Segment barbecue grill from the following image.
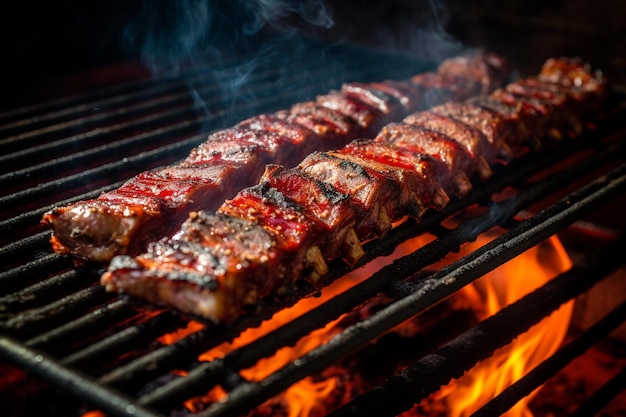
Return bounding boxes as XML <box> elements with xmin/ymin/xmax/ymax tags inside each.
<box><xmin>1</xmin><ymin>2</ymin><xmax>626</xmax><ymax>417</ymax></box>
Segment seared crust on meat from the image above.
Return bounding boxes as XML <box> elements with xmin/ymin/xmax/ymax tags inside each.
<box><xmin>430</xmin><ymin>102</ymin><xmax>517</xmax><ymax>160</ymax></box>
<box><xmin>337</xmin><ymin>140</ymin><xmax>450</xmax><ymax>215</ymax></box>
<box><xmin>298</xmin><ymin>151</ymin><xmax>400</xmax><ymax>239</ymax></box>
<box><xmin>375</xmin><ymin>123</ymin><xmax>475</xmax><ymax>197</ymax></box>
<box><xmin>260</xmin><ymin>164</ymin><xmax>363</xmax><ymax>265</ymax></box>
<box><xmin>101</xmin><ymin>212</ymin><xmax>283</xmax><ymax>322</ymax></box>
<box><xmin>403</xmin><ymin>111</ymin><xmax>494</xmax><ymax>179</ymax></box>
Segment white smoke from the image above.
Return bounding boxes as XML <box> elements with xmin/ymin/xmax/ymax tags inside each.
<box><xmin>121</xmin><ymin>0</ymin><xmax>335</xmax><ymax>77</ymax></box>
<box><xmin>242</xmin><ymin>0</ymin><xmax>334</xmax><ymax>35</ymax></box>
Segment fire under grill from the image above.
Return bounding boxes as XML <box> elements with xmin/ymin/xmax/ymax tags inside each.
<box><xmin>1</xmin><ymin>39</ymin><xmax>625</xmax><ymax>417</ymax></box>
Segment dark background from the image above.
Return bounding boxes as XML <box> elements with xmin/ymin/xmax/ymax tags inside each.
<box><xmin>0</xmin><ymin>0</ymin><xmax>623</xmax><ymax>107</ymax></box>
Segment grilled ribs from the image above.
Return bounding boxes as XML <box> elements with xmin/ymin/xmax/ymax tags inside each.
<box><xmin>375</xmin><ymin>123</ymin><xmax>476</xmax><ymax>197</ymax></box>
<box><xmin>402</xmin><ymin>111</ymin><xmax>494</xmax><ymax>179</ymax></box>
<box><xmin>259</xmin><ymin>164</ymin><xmax>364</xmax><ymax>265</ymax></box>
<box><xmin>297</xmin><ymin>151</ymin><xmax>402</xmax><ymax>239</ymax></box>
<box><xmin>101</xmin><ymin>57</ymin><xmax>609</xmax><ymax>324</ymax></box>
<box><xmin>44</xmin><ymin>52</ymin><xmax>509</xmax><ymax>263</ymax></box>
<box><xmin>102</xmin><ymin>211</ymin><xmax>288</xmax><ymax>322</ymax></box>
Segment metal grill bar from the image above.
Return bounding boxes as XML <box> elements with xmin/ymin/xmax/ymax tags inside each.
<box><xmin>25</xmin><ymin>299</ymin><xmax>136</xmax><ymax>351</ymax></box>
<box><xmin>329</xmin><ymin>234</ymin><xmax>626</xmax><ymax>417</ymax></box>
<box><xmin>0</xmin><ymin>335</ymin><xmax>164</xmax><ymax>417</ymax></box>
<box><xmin>1</xmin><ymin>286</ymin><xmax>117</xmax><ymax>339</ymax></box>
<box><xmin>0</xmin><ymin>267</ymin><xmax>92</xmax><ymax>314</ymax></box>
<box><xmin>0</xmin><ymin>254</ymin><xmax>73</xmax><ymax>293</ymax></box>
<box><xmin>187</xmin><ymin>162</ymin><xmax>626</xmax><ymax>415</ymax></box>
<box><xmin>60</xmin><ymin>309</ymin><xmax>185</xmax><ymax>370</ymax></box>
<box><xmin>0</xmin><ymin>60</ymin><xmax>274</xmax><ymax>147</ymax></box>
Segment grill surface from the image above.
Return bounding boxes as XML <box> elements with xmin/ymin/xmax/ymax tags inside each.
<box><xmin>1</xmin><ymin>37</ymin><xmax>625</xmax><ymax>417</ymax></box>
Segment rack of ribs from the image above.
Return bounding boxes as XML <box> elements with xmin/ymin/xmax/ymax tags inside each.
<box><xmin>43</xmin><ymin>53</ymin><xmax>510</xmax><ymax>263</ymax></box>
<box><xmin>101</xmin><ymin>57</ymin><xmax>609</xmax><ymax>323</ymax></box>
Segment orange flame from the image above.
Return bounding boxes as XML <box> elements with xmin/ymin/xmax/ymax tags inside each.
<box><xmin>177</xmin><ymin>260</ymin><xmax>382</xmax><ymax>415</ymax></box>
<box><xmin>175</xmin><ymin>233</ymin><xmax>439</xmax><ymax>416</ymax></box>
<box><xmin>158</xmin><ymin>228</ymin><xmax>573</xmax><ymax>417</ymax></box>
<box><xmin>425</xmin><ymin>231</ymin><xmax>574</xmax><ymax>417</ymax></box>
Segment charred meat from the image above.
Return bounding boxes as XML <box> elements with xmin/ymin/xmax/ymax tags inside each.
<box><xmin>101</xmin><ymin>56</ymin><xmax>608</xmax><ymax>324</ymax></box>
<box><xmin>45</xmin><ymin>52</ymin><xmax>509</xmax><ymax>263</ymax></box>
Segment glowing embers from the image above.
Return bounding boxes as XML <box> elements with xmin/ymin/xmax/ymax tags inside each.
<box><xmin>421</xmin><ymin>233</ymin><xmax>574</xmax><ymax>417</ymax></box>
<box><xmin>175</xmin><ymin>264</ymin><xmax>376</xmax><ymax>416</ymax></box>
<box><xmin>160</xmin><ymin>230</ymin><xmax>573</xmax><ymax>417</ymax></box>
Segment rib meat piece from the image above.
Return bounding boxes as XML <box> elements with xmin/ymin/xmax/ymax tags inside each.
<box><xmin>437</xmin><ymin>52</ymin><xmax>510</xmax><ymax>94</ymax></box>
<box><xmin>430</xmin><ymin>101</ymin><xmax>519</xmax><ymax>160</ymax></box>
<box><xmin>297</xmin><ymin>151</ymin><xmax>402</xmax><ymax>239</ymax></box>
<box><xmin>44</xmin><ymin>162</ymin><xmax>242</xmax><ymax>262</ymax></box>
<box><xmin>467</xmin><ymin>95</ymin><xmax>544</xmax><ymax>152</ymax></box>
<box><xmin>101</xmin><ymin>212</ymin><xmax>291</xmax><ymax>323</ymax></box>
<box><xmin>186</xmin><ymin>127</ymin><xmax>291</xmax><ymax>165</ymax></box>
<box><xmin>368</xmin><ymin>80</ymin><xmax>427</xmax><ymax>113</ymax></box>
<box><xmin>538</xmin><ymin>57</ymin><xmax>609</xmax><ymax>117</ymax></box>
<box><xmin>235</xmin><ymin>114</ymin><xmax>319</xmax><ymax>163</ymax></box>
<box><xmin>402</xmin><ymin>111</ymin><xmax>494</xmax><ymax>179</ymax></box>
<box><xmin>285</xmin><ymin>102</ymin><xmax>360</xmax><ymax>143</ymax></box>
<box><xmin>341</xmin><ymin>83</ymin><xmax>404</xmax><ymax>116</ymax></box>
<box><xmin>538</xmin><ymin>57</ymin><xmax>608</xmax><ymax>96</ymax></box>
<box><xmin>316</xmin><ymin>91</ymin><xmax>385</xmax><ymax>131</ymax></box>
<box><xmin>259</xmin><ymin>164</ymin><xmax>364</xmax><ymax>265</ymax></box>
<box><xmin>333</xmin><ymin>140</ymin><xmax>450</xmax><ymax>218</ymax></box>
<box><xmin>505</xmin><ymin>79</ymin><xmax>583</xmax><ymax>138</ymax></box>
<box><xmin>491</xmin><ymin>87</ymin><xmax>567</xmax><ymax>142</ymax></box>
<box><xmin>219</xmin><ymin>184</ymin><xmax>329</xmax><ymax>283</ymax></box>
<box><xmin>375</xmin><ymin>123</ymin><xmax>474</xmax><ymax>197</ymax></box>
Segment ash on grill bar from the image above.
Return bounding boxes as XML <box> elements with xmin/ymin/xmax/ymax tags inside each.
<box><xmin>1</xmin><ymin>13</ymin><xmax>626</xmax><ymax>417</ymax></box>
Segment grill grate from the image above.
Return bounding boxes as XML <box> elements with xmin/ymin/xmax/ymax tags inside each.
<box><xmin>474</xmin><ymin>298</ymin><xmax>626</xmax><ymax>417</ymax></box>
<box><xmin>198</xmin><ymin>154</ymin><xmax>626</xmax><ymax>417</ymax></box>
<box><xmin>1</xmin><ymin>38</ymin><xmax>625</xmax><ymax>417</ymax></box>
<box><xmin>330</xmin><ymin>236</ymin><xmax>626</xmax><ymax>417</ymax></box>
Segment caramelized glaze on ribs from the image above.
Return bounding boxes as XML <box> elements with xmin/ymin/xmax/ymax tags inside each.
<box><xmin>375</xmin><ymin>123</ymin><xmax>476</xmax><ymax>197</ymax></box>
<box><xmin>402</xmin><ymin>111</ymin><xmax>494</xmax><ymax>180</ymax></box>
<box><xmin>101</xmin><ymin>56</ymin><xmax>609</xmax><ymax>324</ymax></box>
<box><xmin>334</xmin><ymin>140</ymin><xmax>450</xmax><ymax>217</ymax></box>
<box><xmin>297</xmin><ymin>151</ymin><xmax>401</xmax><ymax>239</ymax></box>
<box><xmin>103</xmin><ymin>212</ymin><xmax>285</xmax><ymax>322</ymax></box>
